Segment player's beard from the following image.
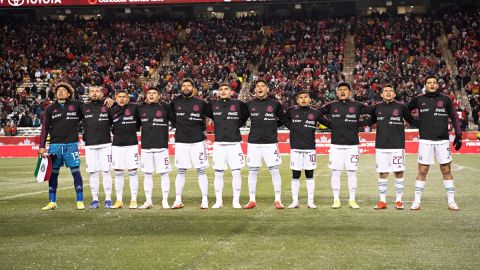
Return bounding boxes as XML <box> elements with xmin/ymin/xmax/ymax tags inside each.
<box><xmin>181</xmin><ymin>90</ymin><xmax>193</xmax><ymax>97</ymax></box>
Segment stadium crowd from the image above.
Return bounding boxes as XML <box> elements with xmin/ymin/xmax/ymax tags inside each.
<box><xmin>444</xmin><ymin>9</ymin><xmax>480</xmax><ymax>128</ymax></box>
<box><xmin>0</xmin><ymin>12</ymin><xmax>478</xmax><ymax>134</ymax></box>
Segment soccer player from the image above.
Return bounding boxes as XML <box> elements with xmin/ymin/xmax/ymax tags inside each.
<box><xmin>39</xmin><ymin>83</ymin><xmax>85</xmax><ymax>210</ymax></box>
<box><xmin>170</xmin><ymin>78</ymin><xmax>213</xmax><ymax>209</ymax></box>
<box><xmin>210</xmin><ymin>83</ymin><xmax>249</xmax><ymax>209</ymax></box>
<box><xmin>284</xmin><ymin>90</ymin><xmax>330</xmax><ymax>209</ymax></box>
<box><xmin>244</xmin><ymin>79</ymin><xmax>285</xmax><ymax>209</ymax></box>
<box><xmin>368</xmin><ymin>84</ymin><xmax>416</xmax><ymax>210</ymax></box>
<box><xmin>319</xmin><ymin>82</ymin><xmax>371</xmax><ymax>209</ymax></box>
<box><xmin>109</xmin><ymin>90</ymin><xmax>141</xmax><ymax>209</ymax></box>
<box><xmin>82</xmin><ymin>86</ymin><xmax>114</xmax><ymax>209</ymax></box>
<box><xmin>138</xmin><ymin>87</ymin><xmax>174</xmax><ymax>209</ymax></box>
<box><xmin>407</xmin><ymin>75</ymin><xmax>462</xmax><ymax>210</ymax></box>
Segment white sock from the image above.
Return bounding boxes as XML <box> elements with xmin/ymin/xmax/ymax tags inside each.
<box><xmin>231</xmin><ymin>169</ymin><xmax>241</xmax><ymax>204</ymax></box>
<box><xmin>395</xmin><ymin>178</ymin><xmax>404</xmax><ymax>202</ymax></box>
<box><xmin>144</xmin><ymin>173</ymin><xmax>153</xmax><ymax>203</ymax></box>
<box><xmin>115</xmin><ymin>171</ymin><xmax>124</xmax><ymax>202</ymax></box>
<box><xmin>102</xmin><ymin>171</ymin><xmax>112</xmax><ymax>201</ymax></box>
<box><xmin>129</xmin><ymin>171</ymin><xmax>138</xmax><ymax>201</ymax></box>
<box><xmin>90</xmin><ymin>171</ymin><xmax>100</xmax><ymax>201</ymax></box>
<box><xmin>306</xmin><ymin>178</ymin><xmax>315</xmax><ymax>203</ymax></box>
<box><xmin>378</xmin><ymin>178</ymin><xmax>388</xmax><ymax>202</ymax></box>
<box><xmin>175</xmin><ymin>168</ymin><xmax>187</xmax><ymax>202</ymax></box>
<box><xmin>347</xmin><ymin>170</ymin><xmax>357</xmax><ymax>201</ymax></box>
<box><xmin>269</xmin><ymin>166</ymin><xmax>282</xmax><ymax>201</ymax></box>
<box><xmin>443</xmin><ymin>179</ymin><xmax>455</xmax><ymax>203</ymax></box>
<box><xmin>197</xmin><ymin>167</ymin><xmax>208</xmax><ymax>201</ymax></box>
<box><xmin>291</xmin><ymin>178</ymin><xmax>300</xmax><ymax>203</ymax></box>
<box><xmin>160</xmin><ymin>173</ymin><xmax>170</xmax><ymax>201</ymax></box>
<box><xmin>214</xmin><ymin>170</ymin><xmax>224</xmax><ymax>203</ymax></box>
<box><xmin>414</xmin><ymin>180</ymin><xmax>426</xmax><ymax>203</ymax></box>
<box><xmin>248</xmin><ymin>167</ymin><xmax>259</xmax><ymax>202</ymax></box>
<box><xmin>331</xmin><ymin>170</ymin><xmax>341</xmax><ymax>201</ymax></box>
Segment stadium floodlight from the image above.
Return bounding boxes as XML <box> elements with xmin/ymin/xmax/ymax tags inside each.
<box><xmin>295</xmin><ymin>4</ymin><xmax>301</xmax><ymax>10</ymax></box>
<box><xmin>125</xmin><ymin>8</ymin><xmax>131</xmax><ymax>14</ymax></box>
<box><xmin>65</xmin><ymin>9</ymin><xmax>71</xmax><ymax>14</ymax></box>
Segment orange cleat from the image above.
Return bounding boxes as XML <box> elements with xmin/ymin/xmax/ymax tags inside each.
<box><xmin>275</xmin><ymin>201</ymin><xmax>285</xmax><ymax>209</ymax></box>
<box><xmin>243</xmin><ymin>201</ymin><xmax>257</xmax><ymax>209</ymax></box>
<box><xmin>374</xmin><ymin>201</ymin><xmax>387</xmax><ymax>210</ymax></box>
<box><xmin>395</xmin><ymin>201</ymin><xmax>404</xmax><ymax>210</ymax></box>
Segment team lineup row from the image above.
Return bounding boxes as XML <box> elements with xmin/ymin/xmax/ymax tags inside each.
<box><xmin>37</xmin><ymin>76</ymin><xmax>462</xmax><ymax>211</ymax></box>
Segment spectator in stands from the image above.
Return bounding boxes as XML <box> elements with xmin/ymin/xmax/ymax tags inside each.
<box><xmin>18</xmin><ymin>112</ymin><xmax>33</xmax><ymax>127</ymax></box>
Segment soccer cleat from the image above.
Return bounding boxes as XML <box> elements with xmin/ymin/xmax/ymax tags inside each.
<box><xmin>243</xmin><ymin>201</ymin><xmax>257</xmax><ymax>209</ymax></box>
<box><xmin>287</xmin><ymin>202</ymin><xmax>299</xmax><ymax>209</ymax></box>
<box><xmin>42</xmin><ymin>202</ymin><xmax>57</xmax><ymax>211</ymax></box>
<box><xmin>232</xmin><ymin>201</ymin><xmax>242</xmax><ymax>209</ymax></box>
<box><xmin>171</xmin><ymin>201</ymin><xmax>184</xmax><ymax>209</ymax></box>
<box><xmin>307</xmin><ymin>202</ymin><xmax>317</xmax><ymax>209</ymax></box>
<box><xmin>139</xmin><ymin>202</ymin><xmax>153</xmax><ymax>210</ymax></box>
<box><xmin>331</xmin><ymin>199</ymin><xmax>341</xmax><ymax>209</ymax></box>
<box><xmin>112</xmin><ymin>201</ymin><xmax>124</xmax><ymax>209</ymax></box>
<box><xmin>162</xmin><ymin>200</ymin><xmax>170</xmax><ymax>209</ymax></box>
<box><xmin>77</xmin><ymin>201</ymin><xmax>85</xmax><ymax>210</ymax></box>
<box><xmin>349</xmin><ymin>200</ymin><xmax>360</xmax><ymax>209</ymax></box>
<box><xmin>212</xmin><ymin>201</ymin><xmax>223</xmax><ymax>209</ymax></box>
<box><xmin>374</xmin><ymin>201</ymin><xmax>387</xmax><ymax>210</ymax></box>
<box><xmin>104</xmin><ymin>200</ymin><xmax>113</xmax><ymax>209</ymax></box>
<box><xmin>275</xmin><ymin>201</ymin><xmax>285</xmax><ymax>209</ymax></box>
<box><xmin>200</xmin><ymin>200</ymin><xmax>209</xmax><ymax>209</ymax></box>
<box><xmin>448</xmin><ymin>201</ymin><xmax>460</xmax><ymax>211</ymax></box>
<box><xmin>129</xmin><ymin>200</ymin><xmax>138</xmax><ymax>209</ymax></box>
<box><xmin>410</xmin><ymin>201</ymin><xmax>421</xmax><ymax>210</ymax></box>
<box><xmin>395</xmin><ymin>201</ymin><xmax>404</xmax><ymax>210</ymax></box>
<box><xmin>89</xmin><ymin>200</ymin><xmax>100</xmax><ymax>209</ymax></box>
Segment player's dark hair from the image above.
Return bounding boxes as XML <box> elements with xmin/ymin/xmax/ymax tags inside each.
<box><xmin>296</xmin><ymin>90</ymin><xmax>310</xmax><ymax>98</ymax></box>
<box><xmin>181</xmin><ymin>78</ymin><xmax>195</xmax><ymax>87</ymax></box>
<box><xmin>53</xmin><ymin>82</ymin><xmax>74</xmax><ymax>97</ymax></box>
<box><xmin>382</xmin><ymin>84</ymin><xmax>395</xmax><ymax>92</ymax></box>
<box><xmin>337</xmin><ymin>82</ymin><xmax>351</xmax><ymax>90</ymax></box>
<box><xmin>116</xmin><ymin>89</ymin><xmax>129</xmax><ymax>95</ymax></box>
<box><xmin>219</xmin><ymin>83</ymin><xmax>231</xmax><ymax>89</ymax></box>
<box><xmin>147</xmin><ymin>87</ymin><xmax>160</xmax><ymax>93</ymax></box>
<box><xmin>255</xmin><ymin>79</ymin><xmax>269</xmax><ymax>87</ymax></box>
<box><xmin>425</xmin><ymin>75</ymin><xmax>438</xmax><ymax>83</ymax></box>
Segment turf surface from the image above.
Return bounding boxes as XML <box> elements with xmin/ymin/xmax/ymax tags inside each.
<box><xmin>0</xmin><ymin>155</ymin><xmax>479</xmax><ymax>269</ymax></box>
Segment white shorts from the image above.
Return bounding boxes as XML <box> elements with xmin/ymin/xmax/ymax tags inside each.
<box><xmin>290</xmin><ymin>149</ymin><xmax>317</xmax><ymax>170</ymax></box>
<box><xmin>174</xmin><ymin>141</ymin><xmax>209</xmax><ymax>169</ymax></box>
<box><xmin>247</xmin><ymin>143</ymin><xmax>282</xmax><ymax>168</ymax></box>
<box><xmin>141</xmin><ymin>149</ymin><xmax>172</xmax><ymax>174</ymax></box>
<box><xmin>328</xmin><ymin>145</ymin><xmax>359</xmax><ymax>171</ymax></box>
<box><xmin>417</xmin><ymin>140</ymin><xmax>452</xmax><ymax>165</ymax></box>
<box><xmin>85</xmin><ymin>143</ymin><xmax>112</xmax><ymax>173</ymax></box>
<box><xmin>212</xmin><ymin>142</ymin><xmax>245</xmax><ymax>170</ymax></box>
<box><xmin>111</xmin><ymin>145</ymin><xmax>140</xmax><ymax>170</ymax></box>
<box><xmin>376</xmin><ymin>149</ymin><xmax>405</xmax><ymax>173</ymax></box>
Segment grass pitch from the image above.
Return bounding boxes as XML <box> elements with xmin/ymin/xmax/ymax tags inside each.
<box><xmin>0</xmin><ymin>155</ymin><xmax>479</xmax><ymax>269</ymax></box>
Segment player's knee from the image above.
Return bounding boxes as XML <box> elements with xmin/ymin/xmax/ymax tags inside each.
<box><xmin>346</xmin><ymin>170</ymin><xmax>356</xmax><ymax>177</ymax></box>
<box><xmin>394</xmin><ymin>171</ymin><xmax>403</xmax><ymax>178</ymax></box>
<box><xmin>440</xmin><ymin>164</ymin><xmax>451</xmax><ymax>175</ymax></box>
<box><xmin>215</xmin><ymin>169</ymin><xmax>224</xmax><ymax>173</ymax></box>
<box><xmin>379</xmin><ymin>172</ymin><xmax>389</xmax><ymax>178</ymax></box>
<box><xmin>292</xmin><ymin>170</ymin><xmax>301</xmax><ymax>179</ymax></box>
<box><xmin>52</xmin><ymin>168</ymin><xmax>60</xmax><ymax>174</ymax></box>
<box><xmin>178</xmin><ymin>168</ymin><xmax>187</xmax><ymax>174</ymax></box>
<box><xmin>418</xmin><ymin>165</ymin><xmax>429</xmax><ymax>176</ymax></box>
<box><xmin>70</xmin><ymin>166</ymin><xmax>80</xmax><ymax>173</ymax></box>
<box><xmin>90</xmin><ymin>171</ymin><xmax>100</xmax><ymax>176</ymax></box>
<box><xmin>305</xmin><ymin>170</ymin><xmax>314</xmax><ymax>179</ymax></box>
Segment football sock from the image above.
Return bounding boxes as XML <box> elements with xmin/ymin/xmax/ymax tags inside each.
<box><xmin>115</xmin><ymin>171</ymin><xmax>124</xmax><ymax>202</ymax></box>
<box><xmin>90</xmin><ymin>171</ymin><xmax>100</xmax><ymax>201</ymax></box>
<box><xmin>197</xmin><ymin>167</ymin><xmax>208</xmax><ymax>201</ymax></box>
<box><xmin>306</xmin><ymin>178</ymin><xmax>315</xmax><ymax>203</ymax></box>
<box><xmin>331</xmin><ymin>170</ymin><xmax>341</xmax><ymax>201</ymax></box>
<box><xmin>395</xmin><ymin>178</ymin><xmax>404</xmax><ymax>202</ymax></box>
<box><xmin>414</xmin><ymin>180</ymin><xmax>426</xmax><ymax>203</ymax></box>
<box><xmin>347</xmin><ymin>170</ymin><xmax>357</xmax><ymax>201</ymax></box>
<box><xmin>443</xmin><ymin>180</ymin><xmax>455</xmax><ymax>203</ymax></box>
<box><xmin>128</xmin><ymin>170</ymin><xmax>138</xmax><ymax>201</ymax></box>
<box><xmin>291</xmin><ymin>178</ymin><xmax>300</xmax><ymax>203</ymax></box>
<box><xmin>160</xmin><ymin>173</ymin><xmax>170</xmax><ymax>201</ymax></box>
<box><xmin>214</xmin><ymin>170</ymin><xmax>224</xmax><ymax>203</ymax></box>
<box><xmin>248</xmin><ymin>167</ymin><xmax>259</xmax><ymax>201</ymax></box>
<box><xmin>48</xmin><ymin>168</ymin><xmax>60</xmax><ymax>202</ymax></box>
<box><xmin>144</xmin><ymin>172</ymin><xmax>153</xmax><ymax>203</ymax></box>
<box><xmin>71</xmin><ymin>166</ymin><xmax>83</xmax><ymax>201</ymax></box>
<box><xmin>175</xmin><ymin>168</ymin><xmax>187</xmax><ymax>202</ymax></box>
<box><xmin>269</xmin><ymin>165</ymin><xmax>282</xmax><ymax>201</ymax></box>
<box><xmin>378</xmin><ymin>178</ymin><xmax>388</xmax><ymax>202</ymax></box>
<box><xmin>231</xmin><ymin>169</ymin><xmax>242</xmax><ymax>204</ymax></box>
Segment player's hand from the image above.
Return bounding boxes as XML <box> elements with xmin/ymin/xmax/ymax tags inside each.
<box><xmin>38</xmin><ymin>148</ymin><xmax>47</xmax><ymax>157</ymax></box>
<box><xmin>104</xmin><ymin>98</ymin><xmax>115</xmax><ymax>108</ymax></box>
<box><xmin>453</xmin><ymin>135</ymin><xmax>462</xmax><ymax>151</ymax></box>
